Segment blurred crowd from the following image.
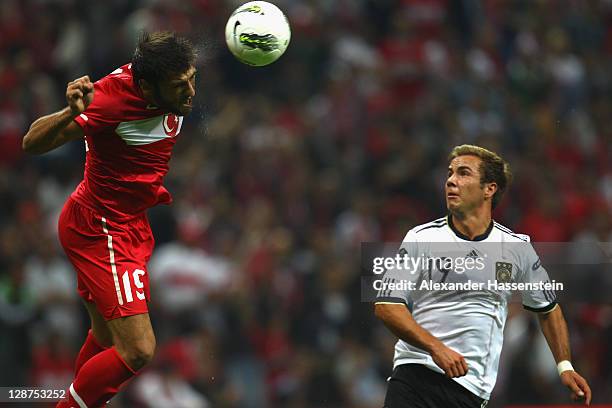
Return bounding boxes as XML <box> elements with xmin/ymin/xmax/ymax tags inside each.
<box><xmin>1</xmin><ymin>0</ymin><xmax>611</xmax><ymax>407</ymax></box>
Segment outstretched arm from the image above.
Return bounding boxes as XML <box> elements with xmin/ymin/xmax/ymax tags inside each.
<box><xmin>537</xmin><ymin>305</ymin><xmax>592</xmax><ymax>405</ymax></box>
<box><xmin>374</xmin><ymin>303</ymin><xmax>468</xmax><ymax>378</ymax></box>
<box><xmin>22</xmin><ymin>75</ymin><xmax>92</xmax><ymax>154</ymax></box>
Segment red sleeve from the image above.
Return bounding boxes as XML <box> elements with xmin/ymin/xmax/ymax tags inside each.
<box><xmin>73</xmin><ymin>79</ymin><xmax>118</xmax><ymax>135</ymax></box>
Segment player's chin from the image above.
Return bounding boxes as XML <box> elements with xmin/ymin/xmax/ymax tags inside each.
<box><xmin>446</xmin><ymin>198</ymin><xmax>459</xmax><ymax>210</ymax></box>
<box><xmin>177</xmin><ymin>104</ymin><xmax>193</xmax><ymax>116</ymax></box>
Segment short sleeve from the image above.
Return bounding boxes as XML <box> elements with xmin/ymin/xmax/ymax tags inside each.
<box><xmin>519</xmin><ymin>242</ymin><xmax>557</xmax><ymax>313</ymax></box>
<box><xmin>375</xmin><ymin>229</ymin><xmax>421</xmax><ymax>305</ymax></box>
<box><xmin>73</xmin><ymin>80</ymin><xmax>117</xmax><ymax>135</ymax></box>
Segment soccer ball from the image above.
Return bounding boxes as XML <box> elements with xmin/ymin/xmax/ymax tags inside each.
<box><xmin>225</xmin><ymin>1</ymin><xmax>291</xmax><ymax>67</ymax></box>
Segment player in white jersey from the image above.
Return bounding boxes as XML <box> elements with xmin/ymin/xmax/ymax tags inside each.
<box><xmin>375</xmin><ymin>145</ymin><xmax>591</xmax><ymax>407</ymax></box>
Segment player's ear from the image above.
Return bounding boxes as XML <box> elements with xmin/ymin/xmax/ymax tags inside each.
<box><xmin>484</xmin><ymin>182</ymin><xmax>497</xmax><ymax>200</ymax></box>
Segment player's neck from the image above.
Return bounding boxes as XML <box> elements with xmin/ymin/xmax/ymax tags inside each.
<box><xmin>449</xmin><ymin>208</ymin><xmax>492</xmax><ymax>241</ymax></box>
<box><xmin>140</xmin><ymin>88</ymin><xmax>158</xmax><ymax>107</ymax></box>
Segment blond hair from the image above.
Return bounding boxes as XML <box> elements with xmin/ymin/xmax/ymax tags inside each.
<box><xmin>448</xmin><ymin>145</ymin><xmax>512</xmax><ymax>209</ymax></box>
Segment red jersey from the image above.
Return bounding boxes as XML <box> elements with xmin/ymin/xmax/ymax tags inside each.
<box><xmin>72</xmin><ymin>63</ymin><xmax>183</xmax><ymax>221</ymax></box>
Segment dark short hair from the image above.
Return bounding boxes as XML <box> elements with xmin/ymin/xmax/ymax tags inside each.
<box><xmin>448</xmin><ymin>145</ymin><xmax>512</xmax><ymax>209</ymax></box>
<box><xmin>132</xmin><ymin>31</ymin><xmax>196</xmax><ymax>86</ymax></box>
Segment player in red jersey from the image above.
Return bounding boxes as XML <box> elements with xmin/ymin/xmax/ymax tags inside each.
<box><xmin>22</xmin><ymin>32</ymin><xmax>197</xmax><ymax>408</ymax></box>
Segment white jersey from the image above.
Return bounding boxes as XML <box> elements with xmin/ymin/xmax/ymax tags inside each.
<box><xmin>375</xmin><ymin>215</ymin><xmax>556</xmax><ymax>400</ymax></box>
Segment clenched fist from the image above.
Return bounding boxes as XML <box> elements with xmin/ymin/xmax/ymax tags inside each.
<box><xmin>430</xmin><ymin>343</ymin><xmax>469</xmax><ymax>378</ymax></box>
<box><xmin>66</xmin><ymin>75</ymin><xmax>94</xmax><ymax>115</ymax></box>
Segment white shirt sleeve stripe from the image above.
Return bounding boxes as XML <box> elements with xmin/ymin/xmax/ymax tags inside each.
<box><xmin>69</xmin><ymin>383</ymin><xmax>89</xmax><ymax>408</ymax></box>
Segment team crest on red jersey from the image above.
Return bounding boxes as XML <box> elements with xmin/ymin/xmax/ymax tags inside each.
<box><xmin>163</xmin><ymin>114</ymin><xmax>180</xmax><ymax>137</ymax></box>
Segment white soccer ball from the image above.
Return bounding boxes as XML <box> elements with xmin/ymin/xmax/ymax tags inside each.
<box><xmin>225</xmin><ymin>1</ymin><xmax>291</xmax><ymax>67</ymax></box>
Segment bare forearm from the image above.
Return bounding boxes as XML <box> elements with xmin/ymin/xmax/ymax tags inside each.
<box><xmin>539</xmin><ymin>306</ymin><xmax>593</xmax><ymax>404</ymax></box>
<box><xmin>375</xmin><ymin>303</ymin><xmax>468</xmax><ymax>377</ymax></box>
<box><xmin>538</xmin><ymin>305</ymin><xmax>571</xmax><ymax>363</ymax></box>
<box><xmin>375</xmin><ymin>303</ymin><xmax>442</xmax><ymax>353</ymax></box>
<box><xmin>22</xmin><ymin>107</ymin><xmax>77</xmax><ymax>154</ymax></box>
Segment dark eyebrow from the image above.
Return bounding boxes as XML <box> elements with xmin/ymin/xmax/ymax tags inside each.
<box><xmin>449</xmin><ymin>165</ymin><xmax>474</xmax><ymax>172</ymax></box>
<box><xmin>170</xmin><ymin>70</ymin><xmax>197</xmax><ymax>84</ymax></box>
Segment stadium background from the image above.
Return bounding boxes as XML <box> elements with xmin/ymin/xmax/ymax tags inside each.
<box><xmin>0</xmin><ymin>0</ymin><xmax>610</xmax><ymax>407</ymax></box>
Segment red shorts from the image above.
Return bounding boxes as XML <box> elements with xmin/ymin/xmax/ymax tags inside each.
<box><xmin>58</xmin><ymin>198</ymin><xmax>154</xmax><ymax>320</ymax></box>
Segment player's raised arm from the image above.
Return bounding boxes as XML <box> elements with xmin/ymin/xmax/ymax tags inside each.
<box><xmin>537</xmin><ymin>305</ymin><xmax>592</xmax><ymax>405</ymax></box>
<box><xmin>22</xmin><ymin>75</ymin><xmax>92</xmax><ymax>154</ymax></box>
